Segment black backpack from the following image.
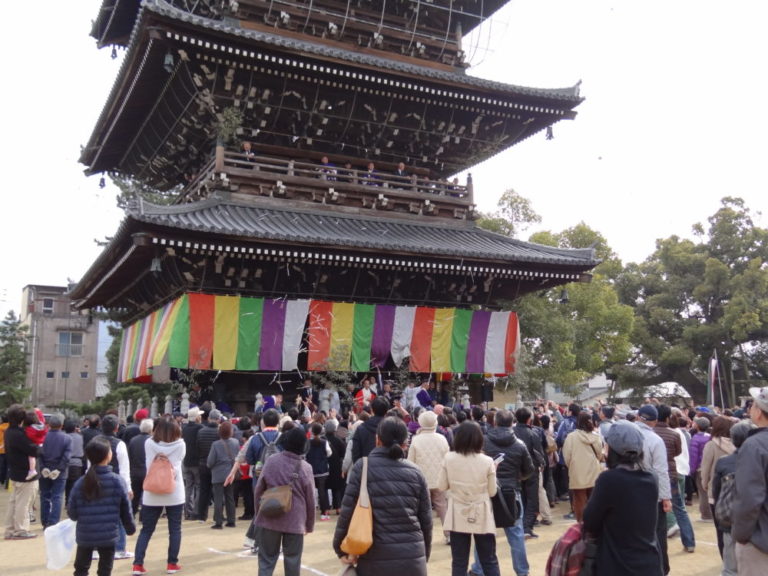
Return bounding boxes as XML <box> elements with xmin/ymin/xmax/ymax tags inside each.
<box><xmin>714</xmin><ymin>472</ymin><xmax>736</xmax><ymax>529</ymax></box>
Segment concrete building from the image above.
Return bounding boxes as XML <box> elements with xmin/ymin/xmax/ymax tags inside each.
<box><xmin>21</xmin><ymin>285</ymin><xmax>100</xmax><ymax>406</ymax></box>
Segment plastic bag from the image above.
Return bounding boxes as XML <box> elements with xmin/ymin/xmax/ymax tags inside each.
<box><xmin>44</xmin><ymin>519</ymin><xmax>76</xmax><ymax>570</ymax></box>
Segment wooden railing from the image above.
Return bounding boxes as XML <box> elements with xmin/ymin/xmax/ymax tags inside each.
<box><xmin>180</xmin><ymin>147</ymin><xmax>475</xmax><ymax>220</ymax></box>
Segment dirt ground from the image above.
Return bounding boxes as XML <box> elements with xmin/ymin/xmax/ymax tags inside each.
<box><xmin>1</xmin><ymin>485</ymin><xmax>724</xmax><ymax>576</ymax></box>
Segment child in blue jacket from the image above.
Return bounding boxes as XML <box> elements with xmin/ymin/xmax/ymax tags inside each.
<box><xmin>67</xmin><ymin>436</ymin><xmax>136</xmax><ymax>576</ymax></box>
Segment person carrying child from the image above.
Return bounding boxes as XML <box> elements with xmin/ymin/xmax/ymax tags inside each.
<box><xmin>67</xmin><ymin>436</ymin><xmax>136</xmax><ymax>576</ymax></box>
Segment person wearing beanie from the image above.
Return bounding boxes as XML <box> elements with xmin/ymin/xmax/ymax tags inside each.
<box><xmin>408</xmin><ymin>410</ymin><xmax>450</xmax><ymax>543</ymax></box>
<box><xmin>689</xmin><ymin>417</ymin><xmax>713</xmax><ymax>521</ymax></box>
<box><xmin>635</xmin><ymin>404</ymin><xmax>673</xmax><ymax>573</ymax></box>
<box><xmin>584</xmin><ymin>420</ymin><xmax>663</xmax><ymax>576</ymax></box>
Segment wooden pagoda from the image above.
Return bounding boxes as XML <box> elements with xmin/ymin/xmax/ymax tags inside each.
<box><xmin>72</xmin><ymin>0</ymin><xmax>597</xmax><ymax>408</ymax></box>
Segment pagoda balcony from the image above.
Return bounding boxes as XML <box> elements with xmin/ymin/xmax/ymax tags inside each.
<box><xmin>179</xmin><ymin>146</ymin><xmax>476</xmax><ymax>221</ymax></box>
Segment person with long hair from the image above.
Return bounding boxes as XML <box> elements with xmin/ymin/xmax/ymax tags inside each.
<box><xmin>334</xmin><ymin>416</ymin><xmax>432</xmax><ymax>576</ymax></box>
<box><xmin>562</xmin><ymin>411</ymin><xmax>604</xmax><ymax>522</ymax></box>
<box><xmin>438</xmin><ymin>420</ymin><xmax>500</xmax><ymax>576</ymax></box>
<box><xmin>132</xmin><ymin>417</ymin><xmax>186</xmax><ymax>576</ymax></box>
<box><xmin>67</xmin><ymin>436</ymin><xmax>136</xmax><ymax>576</ymax></box>
<box><xmin>583</xmin><ymin>420</ymin><xmax>662</xmax><ymax>575</ymax></box>
<box><xmin>700</xmin><ymin>416</ymin><xmax>735</xmax><ymax>556</ymax></box>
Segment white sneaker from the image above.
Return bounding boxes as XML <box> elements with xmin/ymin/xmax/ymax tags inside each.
<box><xmin>243</xmin><ymin>537</ymin><xmax>255</xmax><ymax>549</ymax></box>
<box><xmin>667</xmin><ymin>524</ymin><xmax>680</xmax><ymax>538</ymax></box>
<box><xmin>114</xmin><ymin>551</ymin><xmax>135</xmax><ymax>560</ymax></box>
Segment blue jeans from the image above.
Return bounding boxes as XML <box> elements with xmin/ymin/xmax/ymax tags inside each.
<box><xmin>134</xmin><ymin>504</ymin><xmax>183</xmax><ymax>566</ymax></box>
<box><xmin>471</xmin><ymin>493</ymin><xmax>529</xmax><ymax>576</ymax></box>
<box><xmin>39</xmin><ymin>475</ymin><xmax>67</xmax><ymax>527</ymax></box>
<box><xmin>671</xmin><ymin>476</ymin><xmax>695</xmax><ymax>549</ymax></box>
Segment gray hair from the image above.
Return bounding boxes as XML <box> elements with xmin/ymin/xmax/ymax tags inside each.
<box><xmin>139</xmin><ymin>419</ymin><xmax>154</xmax><ymax>434</ymax></box>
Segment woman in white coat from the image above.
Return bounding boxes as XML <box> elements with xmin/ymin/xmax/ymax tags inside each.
<box><xmin>132</xmin><ymin>417</ymin><xmax>186</xmax><ymax>575</ymax></box>
<box><xmin>438</xmin><ymin>420</ymin><xmax>500</xmax><ymax>576</ymax></box>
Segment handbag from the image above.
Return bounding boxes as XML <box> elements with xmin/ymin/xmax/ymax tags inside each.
<box><xmin>259</xmin><ymin>459</ymin><xmax>301</xmax><ymax>518</ymax></box>
<box><xmin>341</xmin><ymin>456</ymin><xmax>373</xmax><ymax>556</ymax></box>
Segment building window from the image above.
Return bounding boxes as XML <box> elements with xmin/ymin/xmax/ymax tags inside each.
<box><xmin>42</xmin><ymin>298</ymin><xmax>54</xmax><ymax>315</ymax></box>
<box><xmin>58</xmin><ymin>332</ymin><xmax>83</xmax><ymax>357</ymax></box>
<box><xmin>61</xmin><ymin>371</ymin><xmax>70</xmax><ymax>379</ymax></box>
<box><xmin>46</xmin><ymin>371</ymin><xmax>54</xmax><ymax>379</ymax></box>
<box><xmin>80</xmin><ymin>371</ymin><xmax>89</xmax><ymax>379</ymax></box>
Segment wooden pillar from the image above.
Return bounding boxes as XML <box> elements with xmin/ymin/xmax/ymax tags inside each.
<box><xmin>466</xmin><ymin>172</ymin><xmax>474</xmax><ymax>204</ymax></box>
<box><xmin>215</xmin><ymin>144</ymin><xmax>225</xmax><ymax>171</ymax></box>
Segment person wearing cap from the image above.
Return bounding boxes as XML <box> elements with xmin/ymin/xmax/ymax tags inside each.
<box><xmin>408</xmin><ymin>410</ymin><xmax>451</xmax><ymax>544</ymax></box>
<box><xmin>689</xmin><ymin>416</ymin><xmax>714</xmax><ymax>521</ymax></box>
<box><xmin>583</xmin><ymin>420</ymin><xmax>663</xmax><ymax>576</ymax></box>
<box><xmin>635</xmin><ymin>404</ymin><xmax>673</xmax><ymax>574</ymax></box>
<box><xmin>732</xmin><ymin>386</ymin><xmax>768</xmax><ymax>575</ymax></box>
<box><xmin>712</xmin><ymin>419</ymin><xmax>755</xmax><ymax>576</ymax></box>
<box><xmin>39</xmin><ymin>414</ymin><xmax>72</xmax><ymax>528</ymax></box>
<box><xmin>196</xmin><ymin>408</ymin><xmax>222</xmax><ymax>523</ymax></box>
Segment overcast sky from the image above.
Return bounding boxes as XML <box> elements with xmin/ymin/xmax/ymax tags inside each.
<box><xmin>1</xmin><ymin>0</ymin><xmax>766</xmax><ymax>319</ymax></box>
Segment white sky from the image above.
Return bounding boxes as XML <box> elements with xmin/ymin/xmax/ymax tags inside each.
<box><xmin>1</xmin><ymin>0</ymin><xmax>766</xmax><ymax>319</ymax></box>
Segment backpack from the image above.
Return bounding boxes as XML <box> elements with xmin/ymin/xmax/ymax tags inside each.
<box><xmin>253</xmin><ymin>432</ymin><xmax>281</xmax><ymax>476</ymax></box>
<box><xmin>143</xmin><ymin>453</ymin><xmax>176</xmax><ymax>494</ymax></box>
<box><xmin>714</xmin><ymin>472</ymin><xmax>736</xmax><ymax>529</ymax></box>
<box><xmin>545</xmin><ymin>523</ymin><xmax>597</xmax><ymax>576</ymax></box>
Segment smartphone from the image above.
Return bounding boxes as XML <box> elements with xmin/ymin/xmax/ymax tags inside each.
<box><xmin>493</xmin><ymin>453</ymin><xmax>505</xmax><ymax>464</ymax></box>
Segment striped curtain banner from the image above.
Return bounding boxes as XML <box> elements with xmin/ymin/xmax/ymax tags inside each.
<box><xmin>116</xmin><ymin>293</ymin><xmax>521</xmax><ymax>382</ymax></box>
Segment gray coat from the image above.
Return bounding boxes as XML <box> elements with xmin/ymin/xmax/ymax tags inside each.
<box><xmin>732</xmin><ymin>427</ymin><xmax>768</xmax><ymax>552</ymax></box>
<box><xmin>207</xmin><ymin>438</ymin><xmax>240</xmax><ymax>484</ymax></box>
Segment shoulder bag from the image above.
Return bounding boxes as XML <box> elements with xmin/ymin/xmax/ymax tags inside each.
<box><xmin>259</xmin><ymin>458</ymin><xmax>301</xmax><ymax>518</ymax></box>
<box><xmin>340</xmin><ymin>456</ymin><xmax>373</xmax><ymax>556</ymax></box>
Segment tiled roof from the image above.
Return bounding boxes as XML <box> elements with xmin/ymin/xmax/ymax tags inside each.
<box><xmin>129</xmin><ymin>196</ymin><xmax>598</xmax><ymax>267</ymax></box>
<box><xmin>147</xmin><ymin>0</ymin><xmax>582</xmax><ymax>101</ymax></box>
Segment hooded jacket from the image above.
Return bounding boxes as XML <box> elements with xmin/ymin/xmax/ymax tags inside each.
<box><xmin>562</xmin><ymin>430</ymin><xmax>603</xmax><ymax>489</ymax></box>
<box><xmin>484</xmin><ymin>427</ymin><xmax>534</xmax><ymax>493</ymax></box>
<box><xmin>351</xmin><ymin>415</ymin><xmax>382</xmax><ymax>462</ymax></box>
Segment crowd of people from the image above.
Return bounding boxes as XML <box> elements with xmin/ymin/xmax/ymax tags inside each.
<box><xmin>1</xmin><ymin>379</ymin><xmax>767</xmax><ymax>576</ymax></box>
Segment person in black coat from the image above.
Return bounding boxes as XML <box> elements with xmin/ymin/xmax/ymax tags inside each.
<box><xmin>513</xmin><ymin>406</ymin><xmax>545</xmax><ymax>537</ymax></box>
<box><xmin>127</xmin><ymin>419</ymin><xmax>153</xmax><ymax>516</ymax></box>
<box><xmin>334</xmin><ymin>417</ymin><xmax>432</xmax><ymax>576</ymax></box>
<box><xmin>196</xmin><ymin>409</ymin><xmax>222</xmax><ymax>522</ymax></box>
<box><xmin>351</xmin><ymin>397</ymin><xmax>389</xmax><ymax>463</ymax></box>
<box><xmin>583</xmin><ymin>420</ymin><xmax>662</xmax><ymax>576</ymax></box>
<box><xmin>325</xmin><ymin>420</ymin><xmax>346</xmax><ymax>514</ymax></box>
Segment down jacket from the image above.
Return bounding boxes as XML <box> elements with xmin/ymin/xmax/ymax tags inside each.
<box><xmin>67</xmin><ymin>465</ymin><xmax>136</xmax><ymax>547</ymax></box>
<box><xmin>333</xmin><ymin>448</ymin><xmax>432</xmax><ymax>576</ymax></box>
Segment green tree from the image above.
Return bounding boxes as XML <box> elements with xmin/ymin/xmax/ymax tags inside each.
<box><xmin>506</xmin><ymin>225</ymin><xmax>634</xmax><ymax>399</ymax></box>
<box><xmin>0</xmin><ymin>311</ymin><xmax>30</xmax><ymax>408</ymax></box>
<box><xmin>477</xmin><ymin>189</ymin><xmax>542</xmax><ymax>237</ymax></box>
<box><xmin>616</xmin><ymin>197</ymin><xmax>768</xmax><ymax>404</ymax></box>
<box><xmin>111</xmin><ymin>173</ymin><xmax>182</xmax><ymax>210</ymax></box>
